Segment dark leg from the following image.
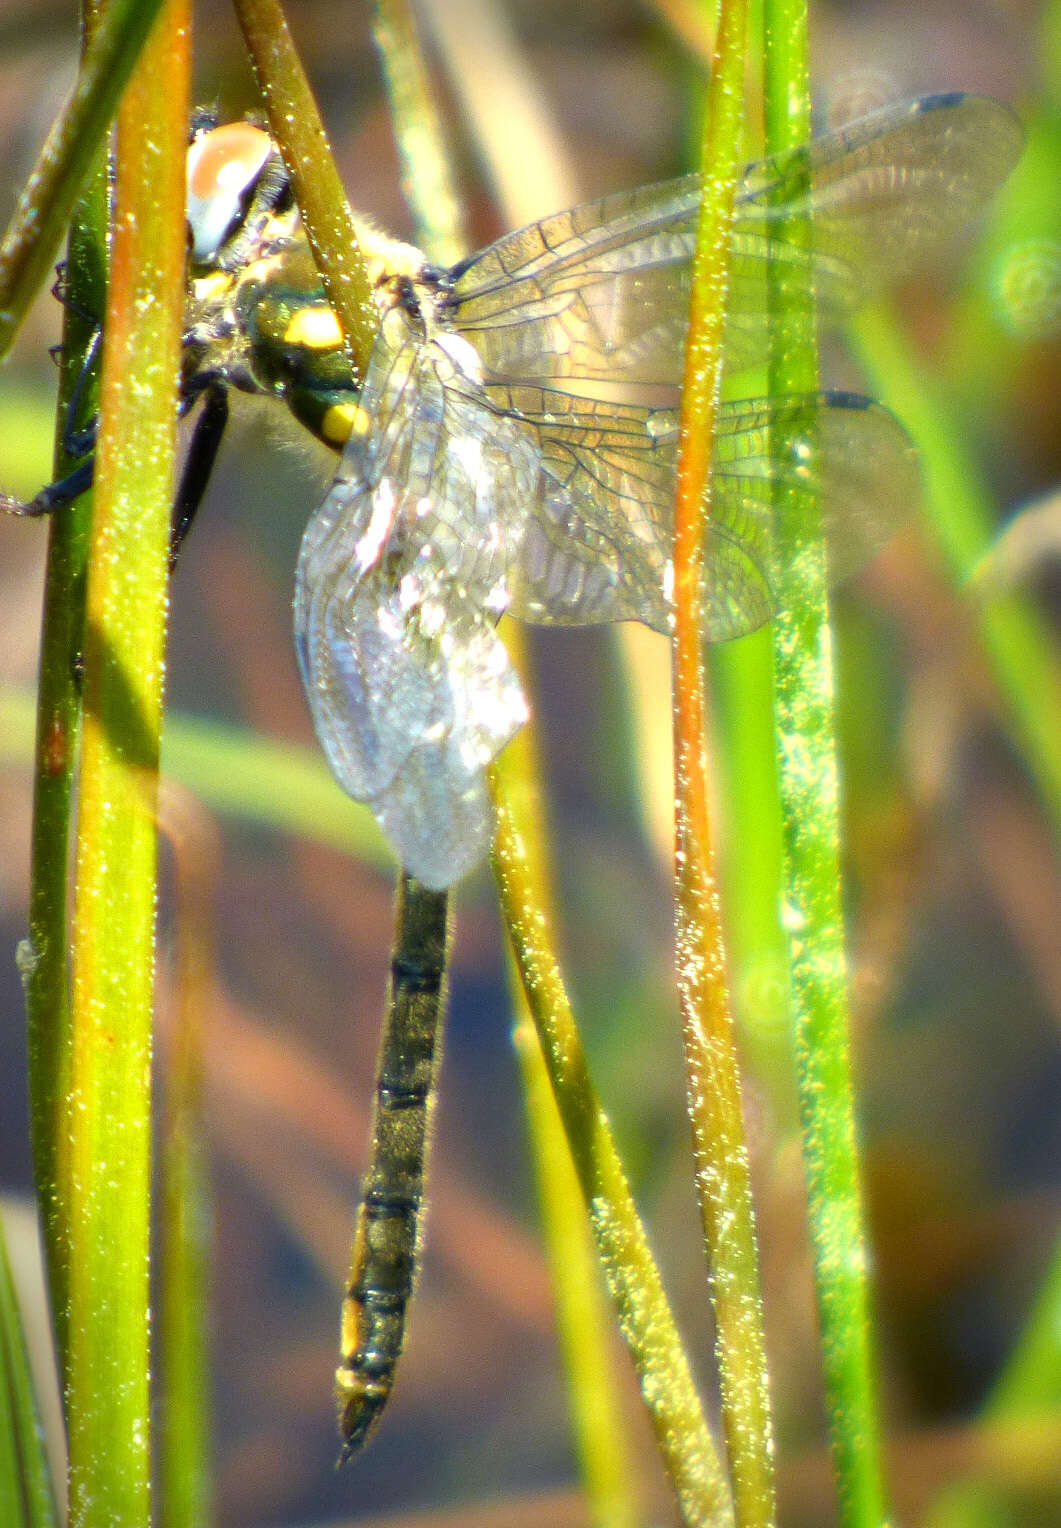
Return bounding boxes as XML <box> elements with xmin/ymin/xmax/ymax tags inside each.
<box><xmin>170</xmin><ymin>384</ymin><xmax>229</xmax><ymax>566</ymax></box>
<box><xmin>4</xmin><ymin>373</ymin><xmax>230</xmax><ymax>571</ymax></box>
<box><xmin>0</xmin><ymin>457</ymin><xmax>97</xmax><ymax>519</ymax></box>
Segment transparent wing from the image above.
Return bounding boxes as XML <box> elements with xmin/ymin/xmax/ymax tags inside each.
<box><xmin>449</xmin><ymin>94</ymin><xmax>1022</xmax><ymax>391</ymax></box>
<box><xmin>295</xmin><ymin>313</ymin><xmax>538</xmax><ymax>888</ymax></box>
<box><xmin>501</xmin><ymin>386</ymin><xmax>920</xmax><ymax>642</ymax></box>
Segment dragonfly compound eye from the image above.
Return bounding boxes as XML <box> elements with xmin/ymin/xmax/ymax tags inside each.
<box><xmin>186</xmin><ymin>121</ymin><xmax>274</xmax><ymax>265</ymax></box>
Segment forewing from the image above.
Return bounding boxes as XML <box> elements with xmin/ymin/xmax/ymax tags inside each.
<box><xmin>450</xmin><ymin>94</ymin><xmax>1021</xmax><ymax>390</ymax></box>
<box><xmin>295</xmin><ymin>313</ymin><xmax>538</xmax><ymax>887</ymax></box>
<box><xmin>450</xmin><ymin>177</ymin><xmax>699</xmax><ymax>393</ymax></box>
<box><xmin>505</xmin><ymin>388</ymin><xmax>919</xmax><ymax>641</ymax></box>
<box><xmin>727</xmin><ymin>93</ymin><xmax>1023</xmax><ymax>369</ymax></box>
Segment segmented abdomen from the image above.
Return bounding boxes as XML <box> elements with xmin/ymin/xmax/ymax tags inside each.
<box><xmin>336</xmin><ymin>876</ymin><xmax>450</xmax><ymax>1456</ymax></box>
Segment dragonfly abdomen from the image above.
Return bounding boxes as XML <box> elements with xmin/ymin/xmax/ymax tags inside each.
<box><xmin>337</xmin><ymin>878</ymin><xmax>450</xmax><ymax>1457</ymax></box>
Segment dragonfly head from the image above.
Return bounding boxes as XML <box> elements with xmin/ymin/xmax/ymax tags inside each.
<box><xmin>186</xmin><ymin>119</ymin><xmax>294</xmax><ymax>271</ymax></box>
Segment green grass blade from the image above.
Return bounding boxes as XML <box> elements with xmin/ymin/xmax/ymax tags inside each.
<box><xmin>0</xmin><ymin>686</ymin><xmax>390</xmax><ymax>865</ymax></box>
<box><xmin>64</xmin><ymin>11</ymin><xmax>189</xmax><ymax>1522</ymax></box>
<box><xmin>925</xmin><ymin>1236</ymin><xmax>1061</xmax><ymax>1527</ymax></box>
<box><xmin>498</xmin><ymin>629</ymin><xmax>640</xmax><ymax>1528</ymax></box>
<box><xmin>22</xmin><ymin>152</ymin><xmax>108</xmax><ymax>1370</ymax></box>
<box><xmin>515</xmin><ymin>1016</ymin><xmax>641</xmax><ymax>1528</ymax></box>
<box><xmin>761</xmin><ymin>3</ymin><xmax>888</xmax><ymax>1525</ymax></box>
<box><xmin>704</xmin><ymin>629</ymin><xmax>794</xmax><ymax>1108</ymax></box>
<box><xmin>0</xmin><ymin>1213</ymin><xmax>59</xmax><ymax>1528</ymax></box>
<box><xmin>0</xmin><ymin>0</ymin><xmax>170</xmax><ymax>356</ymax></box>
<box><xmin>157</xmin><ymin>804</ymin><xmax>215</xmax><ymax>1528</ymax></box>
<box><xmin>986</xmin><ymin>1237</ymin><xmax>1061</xmax><ymax>1417</ymax></box>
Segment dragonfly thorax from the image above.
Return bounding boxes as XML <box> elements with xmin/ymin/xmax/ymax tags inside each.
<box><xmin>181</xmin><ymin>122</ymin><xmax>444</xmax><ymax>452</ymax></box>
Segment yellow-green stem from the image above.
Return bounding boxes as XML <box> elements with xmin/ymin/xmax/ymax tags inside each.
<box><xmin>231</xmin><ymin>0</ymin><xmax>378</xmax><ymax>381</ymax></box>
<box><xmin>65</xmin><ymin>6</ymin><xmax>189</xmax><ymax>1522</ymax></box>
<box><xmin>491</xmin><ymin>697</ymin><xmax>732</xmax><ymax>1528</ymax></box>
<box><xmin>22</xmin><ymin>0</ymin><xmax>110</xmax><ymax>1363</ymax></box>
<box><xmin>158</xmin><ymin>797</ymin><xmax>216</xmax><ymax>1528</ymax></box>
<box><xmin>0</xmin><ymin>0</ymin><xmax>169</xmax><ymax>355</ymax></box>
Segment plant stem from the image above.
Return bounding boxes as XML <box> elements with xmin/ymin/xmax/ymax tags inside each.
<box><xmin>762</xmin><ymin>1</ymin><xmax>887</xmax><ymax>1523</ymax></box>
<box><xmin>232</xmin><ymin>0</ymin><xmax>377</xmax><ymax>380</ymax></box>
<box><xmin>65</xmin><ymin>7</ymin><xmax>189</xmax><ymax>1522</ymax></box>
<box><xmin>0</xmin><ymin>0</ymin><xmax>170</xmax><ymax>354</ymax></box>
<box><xmin>491</xmin><ymin>705</ymin><xmax>733</xmax><ymax>1528</ymax></box>
<box><xmin>22</xmin><ymin>128</ymin><xmax>108</xmax><ymax>1377</ymax></box>
<box><xmin>672</xmin><ymin>0</ymin><xmax>776</xmax><ymax>1520</ymax></box>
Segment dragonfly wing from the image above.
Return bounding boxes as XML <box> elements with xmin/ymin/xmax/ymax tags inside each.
<box><xmin>704</xmin><ymin>391</ymin><xmax>920</xmax><ymax>640</ymax></box>
<box><xmin>449</xmin><ymin>94</ymin><xmax>1021</xmax><ymax>389</ymax></box>
<box><xmin>295</xmin><ymin>313</ymin><xmax>539</xmax><ymax>887</ymax></box>
<box><xmin>496</xmin><ymin>384</ymin><xmax>676</xmax><ymax>631</ymax></box>
<box><xmin>375</xmin><ymin>731</ymin><xmax>500</xmax><ymax>892</ymax></box>
<box><xmin>504</xmin><ymin>388</ymin><xmax>919</xmax><ymax>641</ymax></box>
<box><xmin>727</xmin><ymin>93</ymin><xmax>1023</xmax><ymax>370</ymax></box>
<box><xmin>449</xmin><ymin>176</ymin><xmax>700</xmax><ymax>391</ymax></box>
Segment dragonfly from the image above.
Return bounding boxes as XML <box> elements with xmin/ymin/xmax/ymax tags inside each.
<box><xmin>10</xmin><ymin>92</ymin><xmax>1021</xmax><ymax>1455</ymax></box>
<box><xmin>288</xmin><ymin>92</ymin><xmax>1021</xmax><ymax>892</ymax></box>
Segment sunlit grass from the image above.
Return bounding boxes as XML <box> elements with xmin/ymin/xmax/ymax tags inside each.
<box><xmin>0</xmin><ymin>0</ymin><xmax>1058</xmax><ymax>1525</ymax></box>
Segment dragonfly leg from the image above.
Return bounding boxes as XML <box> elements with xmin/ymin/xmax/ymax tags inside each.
<box><xmin>170</xmin><ymin>383</ymin><xmax>229</xmax><ymax>567</ymax></box>
<box><xmin>3</xmin><ymin>369</ymin><xmax>230</xmax><ymax>573</ymax></box>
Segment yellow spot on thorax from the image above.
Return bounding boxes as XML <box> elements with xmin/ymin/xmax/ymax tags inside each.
<box><xmin>321</xmin><ymin>400</ymin><xmax>371</xmax><ymax>446</ymax></box>
<box><xmin>190</xmin><ymin>271</ymin><xmax>235</xmax><ymax>304</ymax></box>
<box><xmin>284</xmin><ymin>305</ymin><xmax>345</xmax><ymax>351</ymax></box>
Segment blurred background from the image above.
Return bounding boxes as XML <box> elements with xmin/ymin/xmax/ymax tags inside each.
<box><xmin>0</xmin><ymin>0</ymin><xmax>1059</xmax><ymax>1523</ymax></box>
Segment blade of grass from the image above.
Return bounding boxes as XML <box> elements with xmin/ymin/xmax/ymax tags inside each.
<box><xmin>761</xmin><ymin>4</ymin><xmax>888</xmax><ymax>1525</ymax></box>
<box><xmin>0</xmin><ymin>1212</ymin><xmax>59</xmax><ymax>1528</ymax></box>
<box><xmin>21</xmin><ymin>24</ymin><xmax>110</xmax><ymax>1364</ymax></box>
<box><xmin>762</xmin><ymin>0</ymin><xmax>881</xmax><ymax>1504</ymax></box>
<box><xmin>157</xmin><ymin>792</ymin><xmax>217</xmax><ymax>1528</ymax></box>
<box><xmin>64</xmin><ymin>5</ymin><xmax>189</xmax><ymax>1522</ymax></box>
<box><xmin>491</xmin><ymin>654</ymin><xmax>732</xmax><ymax>1528</ymax></box>
<box><xmin>941</xmin><ymin>2</ymin><xmax>1061</xmax><ymax>423</ymax></box>
<box><xmin>514</xmin><ymin>1015</ymin><xmax>641</xmax><ymax>1528</ymax></box>
<box><xmin>671</xmin><ymin>0</ymin><xmax>776</xmax><ymax>1523</ymax></box>
<box><xmin>925</xmin><ymin>1235</ymin><xmax>1061</xmax><ymax>1527</ymax></box>
<box><xmin>230</xmin><ymin>0</ymin><xmax>377</xmax><ymax>382</ymax></box>
<box><xmin>704</xmin><ymin>629</ymin><xmax>794</xmax><ymax>1109</ymax></box>
<box><xmin>371</xmin><ymin>0</ymin><xmax>466</xmax><ymax>269</ymax></box>
<box><xmin>0</xmin><ymin>686</ymin><xmax>392</xmax><ymax>866</ymax></box>
<box><xmin>0</xmin><ymin>0</ymin><xmax>171</xmax><ymax>356</ymax></box>
<box><xmin>500</xmin><ymin>628</ymin><xmax>642</xmax><ymax>1528</ymax></box>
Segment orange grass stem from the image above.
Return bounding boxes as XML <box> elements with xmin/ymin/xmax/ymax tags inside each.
<box><xmin>671</xmin><ymin>0</ymin><xmax>776</xmax><ymax>1521</ymax></box>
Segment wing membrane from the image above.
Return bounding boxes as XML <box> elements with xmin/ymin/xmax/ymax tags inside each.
<box><xmin>501</xmin><ymin>386</ymin><xmax>920</xmax><ymax>641</ymax></box>
<box><xmin>451</xmin><ymin>94</ymin><xmax>1022</xmax><ymax>390</ymax></box>
<box><xmin>295</xmin><ymin>314</ymin><xmax>538</xmax><ymax>887</ymax></box>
